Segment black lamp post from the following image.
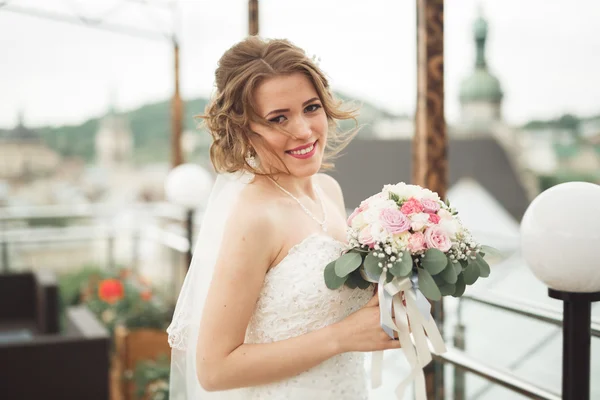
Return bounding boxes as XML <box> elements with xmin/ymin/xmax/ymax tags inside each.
<box><xmin>548</xmin><ymin>289</ymin><xmax>600</xmax><ymax>400</ymax></box>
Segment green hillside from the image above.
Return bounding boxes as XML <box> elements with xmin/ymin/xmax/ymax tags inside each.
<box><xmin>33</xmin><ymin>92</ymin><xmax>391</xmax><ymax>164</ymax></box>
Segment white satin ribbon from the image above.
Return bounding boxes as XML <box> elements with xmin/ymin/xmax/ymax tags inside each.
<box><xmin>370</xmin><ymin>274</ymin><xmax>447</xmax><ymax>400</ymax></box>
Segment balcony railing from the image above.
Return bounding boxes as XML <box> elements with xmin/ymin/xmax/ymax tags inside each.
<box><xmin>0</xmin><ymin>203</ymin><xmax>597</xmax><ymax>399</ymax></box>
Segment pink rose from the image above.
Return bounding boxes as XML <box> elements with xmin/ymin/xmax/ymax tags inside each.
<box><xmin>424</xmin><ymin>226</ymin><xmax>452</xmax><ymax>252</ymax></box>
<box><xmin>408</xmin><ymin>232</ymin><xmax>427</xmax><ymax>252</ymax></box>
<box><xmin>421</xmin><ymin>198</ymin><xmax>441</xmax><ymax>213</ymax></box>
<box><xmin>379</xmin><ymin>208</ymin><xmax>411</xmax><ymax>234</ymax></box>
<box><xmin>359</xmin><ymin>226</ymin><xmax>376</xmax><ymax>248</ymax></box>
<box><xmin>347</xmin><ymin>206</ymin><xmax>363</xmax><ymax>226</ymax></box>
<box><xmin>400</xmin><ymin>198</ymin><xmax>424</xmax><ymax>215</ymax></box>
<box><xmin>428</xmin><ymin>213</ymin><xmax>441</xmax><ymax>224</ymax></box>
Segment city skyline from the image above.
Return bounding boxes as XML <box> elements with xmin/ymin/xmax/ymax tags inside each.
<box><xmin>1</xmin><ymin>0</ymin><xmax>599</xmax><ymax>128</ymax></box>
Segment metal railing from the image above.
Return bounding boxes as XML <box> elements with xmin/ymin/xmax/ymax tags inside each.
<box><xmin>2</xmin><ymin>203</ymin><xmax>597</xmax><ymax>399</ymax></box>
<box><xmin>462</xmin><ymin>289</ymin><xmax>600</xmax><ymax>338</ymax></box>
<box><xmin>436</xmin><ymin>346</ymin><xmax>561</xmax><ymax>400</ymax></box>
<box><xmin>0</xmin><ymin>204</ymin><xmax>192</xmax><ymax>303</ymax></box>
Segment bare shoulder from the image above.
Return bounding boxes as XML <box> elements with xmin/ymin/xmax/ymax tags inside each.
<box><xmin>315</xmin><ymin>173</ymin><xmax>345</xmax><ymax>215</ymax></box>
<box><xmin>220</xmin><ymin>183</ymin><xmax>280</xmax><ymax>272</ymax></box>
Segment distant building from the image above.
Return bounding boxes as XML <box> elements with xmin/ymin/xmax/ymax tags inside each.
<box><xmin>0</xmin><ymin>113</ymin><xmax>60</xmax><ymax>181</ymax></box>
<box><xmin>94</xmin><ymin>106</ymin><xmax>133</xmax><ymax>169</ymax></box>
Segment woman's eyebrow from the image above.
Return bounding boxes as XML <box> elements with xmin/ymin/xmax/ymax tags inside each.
<box><xmin>264</xmin><ymin>97</ymin><xmax>320</xmax><ymax>118</ymax></box>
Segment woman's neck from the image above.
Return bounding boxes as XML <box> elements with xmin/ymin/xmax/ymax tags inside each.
<box><xmin>264</xmin><ymin>173</ymin><xmax>317</xmax><ymax>200</ymax></box>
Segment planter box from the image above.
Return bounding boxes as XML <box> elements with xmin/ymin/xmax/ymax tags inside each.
<box><xmin>113</xmin><ymin>325</ymin><xmax>171</xmax><ymax>400</ymax></box>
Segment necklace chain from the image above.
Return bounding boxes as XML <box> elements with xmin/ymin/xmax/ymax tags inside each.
<box><xmin>269</xmin><ymin>178</ymin><xmax>328</xmax><ymax>232</ymax></box>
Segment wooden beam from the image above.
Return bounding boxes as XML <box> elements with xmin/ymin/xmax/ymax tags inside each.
<box><xmin>249</xmin><ymin>0</ymin><xmax>259</xmax><ymax>36</ymax></box>
<box><xmin>414</xmin><ymin>0</ymin><xmax>447</xmax><ymax>399</ymax></box>
<box><xmin>171</xmin><ymin>40</ymin><xmax>184</xmax><ymax>167</ymax></box>
<box><xmin>414</xmin><ymin>0</ymin><xmax>447</xmax><ymax>199</ymax></box>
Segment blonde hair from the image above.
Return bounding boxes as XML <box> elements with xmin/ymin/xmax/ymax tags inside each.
<box><xmin>201</xmin><ymin>36</ymin><xmax>359</xmax><ymax>176</ymax></box>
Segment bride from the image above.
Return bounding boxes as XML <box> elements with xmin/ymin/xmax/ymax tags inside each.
<box><xmin>167</xmin><ymin>36</ymin><xmax>400</xmax><ymax>399</ymax></box>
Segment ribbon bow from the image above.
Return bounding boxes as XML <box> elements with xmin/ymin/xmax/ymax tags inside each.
<box><xmin>370</xmin><ymin>272</ymin><xmax>447</xmax><ymax>399</ymax></box>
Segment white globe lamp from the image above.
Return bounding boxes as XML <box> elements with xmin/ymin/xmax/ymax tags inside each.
<box><xmin>165</xmin><ymin>163</ymin><xmax>213</xmax><ymax>210</ymax></box>
<box><xmin>165</xmin><ymin>164</ymin><xmax>213</xmax><ymax>268</ymax></box>
<box><xmin>521</xmin><ymin>181</ymin><xmax>600</xmax><ymax>400</ymax></box>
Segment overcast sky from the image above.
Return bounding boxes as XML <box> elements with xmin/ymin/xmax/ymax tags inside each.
<box><xmin>1</xmin><ymin>0</ymin><xmax>599</xmax><ymax>129</ymax></box>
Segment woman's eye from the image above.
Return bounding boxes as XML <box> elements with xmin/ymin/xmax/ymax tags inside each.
<box><xmin>305</xmin><ymin>104</ymin><xmax>322</xmax><ymax>113</ymax></box>
<box><xmin>269</xmin><ymin>115</ymin><xmax>286</xmax><ymax>124</ymax></box>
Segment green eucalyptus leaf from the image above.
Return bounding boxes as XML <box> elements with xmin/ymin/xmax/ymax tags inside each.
<box><xmin>324</xmin><ymin>261</ymin><xmax>348</xmax><ymax>289</ymax></box>
<box><xmin>364</xmin><ymin>253</ymin><xmax>382</xmax><ymax>281</ymax></box>
<box><xmin>334</xmin><ymin>253</ymin><xmax>362</xmax><ymax>277</ymax></box>
<box><xmin>473</xmin><ymin>253</ymin><xmax>491</xmax><ymax>278</ymax></box>
<box><xmin>439</xmin><ymin>283</ymin><xmax>456</xmax><ymax>296</ymax></box>
<box><xmin>390</xmin><ymin>250</ymin><xmax>413</xmax><ymax>277</ymax></box>
<box><xmin>354</xmin><ymin>271</ymin><xmax>372</xmax><ymax>289</ymax></box>
<box><xmin>433</xmin><ymin>273</ymin><xmax>446</xmax><ymax>286</ymax></box>
<box><xmin>440</xmin><ymin>260</ymin><xmax>458</xmax><ymax>284</ymax></box>
<box><xmin>422</xmin><ymin>249</ymin><xmax>448</xmax><ymax>275</ymax></box>
<box><xmin>452</xmin><ymin>274</ymin><xmax>466</xmax><ymax>297</ymax></box>
<box><xmin>345</xmin><ymin>272</ymin><xmax>359</xmax><ymax>289</ymax></box>
<box><xmin>480</xmin><ymin>245</ymin><xmax>506</xmax><ymax>264</ymax></box>
<box><xmin>386</xmin><ymin>270</ymin><xmax>395</xmax><ymax>283</ymax></box>
<box><xmin>417</xmin><ymin>268</ymin><xmax>442</xmax><ymax>301</ymax></box>
<box><xmin>463</xmin><ymin>262</ymin><xmax>480</xmax><ymax>285</ymax></box>
<box><xmin>459</xmin><ymin>259</ymin><xmax>469</xmax><ymax>269</ymax></box>
<box><xmin>453</xmin><ymin>261</ymin><xmax>462</xmax><ymax>276</ymax></box>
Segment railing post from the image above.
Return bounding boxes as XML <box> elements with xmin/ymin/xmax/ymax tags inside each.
<box><xmin>132</xmin><ymin>227</ymin><xmax>140</xmax><ymax>274</ymax></box>
<box><xmin>453</xmin><ymin>322</ymin><xmax>466</xmax><ymax>400</ymax></box>
<box><xmin>107</xmin><ymin>229</ymin><xmax>115</xmax><ymax>271</ymax></box>
<box><xmin>186</xmin><ymin>209</ymin><xmax>194</xmax><ymax>270</ymax></box>
<box><xmin>1</xmin><ymin>240</ymin><xmax>8</xmax><ymax>273</ymax></box>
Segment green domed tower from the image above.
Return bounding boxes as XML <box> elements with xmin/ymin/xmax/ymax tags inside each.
<box><xmin>459</xmin><ymin>12</ymin><xmax>504</xmax><ymax>129</ymax></box>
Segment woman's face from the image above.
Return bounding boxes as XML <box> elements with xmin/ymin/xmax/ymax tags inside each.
<box><xmin>249</xmin><ymin>72</ymin><xmax>328</xmax><ymax>178</ymax></box>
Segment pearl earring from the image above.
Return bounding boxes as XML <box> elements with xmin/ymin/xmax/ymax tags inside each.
<box><xmin>246</xmin><ymin>153</ymin><xmax>259</xmax><ymax>169</ymax></box>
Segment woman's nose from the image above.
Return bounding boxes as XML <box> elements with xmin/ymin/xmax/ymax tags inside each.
<box><xmin>291</xmin><ymin>117</ymin><xmax>312</xmax><ymax>140</ymax></box>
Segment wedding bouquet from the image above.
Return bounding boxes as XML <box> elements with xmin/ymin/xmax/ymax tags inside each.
<box><xmin>323</xmin><ymin>182</ymin><xmax>493</xmax><ymax>400</ymax></box>
<box><xmin>324</xmin><ymin>182</ymin><xmax>491</xmax><ymax>297</ymax></box>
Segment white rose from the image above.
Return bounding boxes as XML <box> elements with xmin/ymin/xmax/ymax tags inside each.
<box><xmin>351</xmin><ymin>212</ymin><xmax>366</xmax><ymax>230</ymax></box>
<box><xmin>437</xmin><ymin>209</ymin><xmax>453</xmax><ymax>220</ymax></box>
<box><xmin>394</xmin><ymin>231</ymin><xmax>411</xmax><ymax>249</ymax></box>
<box><xmin>420</xmin><ymin>189</ymin><xmax>441</xmax><ymax>201</ymax></box>
<box><xmin>438</xmin><ymin>218</ymin><xmax>461</xmax><ymax>239</ymax></box>
<box><xmin>410</xmin><ymin>212</ymin><xmax>431</xmax><ymax>231</ymax></box>
<box><xmin>370</xmin><ymin>223</ymin><xmax>388</xmax><ymax>244</ymax></box>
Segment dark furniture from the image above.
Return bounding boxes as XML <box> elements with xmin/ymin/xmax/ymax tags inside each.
<box><xmin>0</xmin><ymin>271</ymin><xmax>110</xmax><ymax>400</ymax></box>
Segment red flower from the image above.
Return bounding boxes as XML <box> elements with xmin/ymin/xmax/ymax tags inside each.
<box><xmin>140</xmin><ymin>290</ymin><xmax>153</xmax><ymax>301</ymax></box>
<box><xmin>428</xmin><ymin>213</ymin><xmax>441</xmax><ymax>224</ymax></box>
<box><xmin>400</xmin><ymin>198</ymin><xmax>424</xmax><ymax>215</ymax></box>
<box><xmin>98</xmin><ymin>279</ymin><xmax>125</xmax><ymax>304</ymax></box>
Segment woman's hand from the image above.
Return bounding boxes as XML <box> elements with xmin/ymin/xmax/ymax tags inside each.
<box><xmin>331</xmin><ymin>293</ymin><xmax>400</xmax><ymax>353</ymax></box>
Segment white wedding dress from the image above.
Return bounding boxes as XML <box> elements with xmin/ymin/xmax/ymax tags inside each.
<box><xmin>240</xmin><ymin>233</ymin><xmax>373</xmax><ymax>399</ymax></box>
<box><xmin>168</xmin><ymin>172</ymin><xmax>374</xmax><ymax>400</ymax></box>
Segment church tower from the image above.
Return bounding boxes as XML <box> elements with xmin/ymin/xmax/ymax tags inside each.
<box><xmin>458</xmin><ymin>11</ymin><xmax>504</xmax><ymax>133</ymax></box>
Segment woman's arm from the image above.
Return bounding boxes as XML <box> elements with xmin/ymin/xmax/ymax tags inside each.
<box><xmin>196</xmin><ymin>195</ymin><xmax>341</xmax><ymax>391</ymax></box>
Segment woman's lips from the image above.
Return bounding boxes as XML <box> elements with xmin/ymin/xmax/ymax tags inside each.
<box><xmin>285</xmin><ymin>140</ymin><xmax>317</xmax><ymax>159</ymax></box>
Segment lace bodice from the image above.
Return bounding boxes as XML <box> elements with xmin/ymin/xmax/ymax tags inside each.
<box><xmin>242</xmin><ymin>233</ymin><xmax>373</xmax><ymax>399</ymax></box>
